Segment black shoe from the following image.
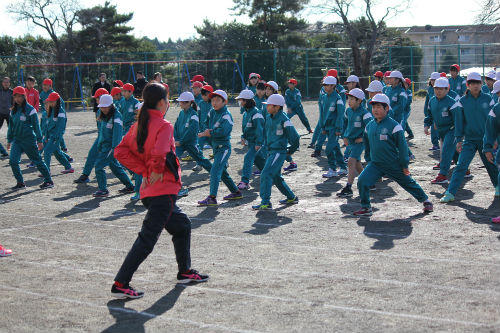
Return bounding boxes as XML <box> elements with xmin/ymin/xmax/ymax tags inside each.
<box><xmin>177</xmin><ymin>269</ymin><xmax>209</xmax><ymax>284</ymax></box>
<box><xmin>62</xmin><ymin>148</ymin><xmax>68</xmax><ymax>153</ymax></box>
<box><xmin>1</xmin><ymin>153</ymin><xmax>8</xmax><ymax>158</ymax></box>
<box><xmin>311</xmin><ymin>150</ymin><xmax>321</xmax><ymax>157</ymax></box>
<box><xmin>93</xmin><ymin>189</ymin><xmax>109</xmax><ymax>197</ymax></box>
<box><xmin>307</xmin><ymin>143</ymin><xmax>315</xmax><ymax>149</ymax></box>
<box><xmin>406</xmin><ymin>134</ymin><xmax>414</xmax><ymax>141</ymax></box>
<box><xmin>67</xmin><ymin>157</ymin><xmax>74</xmax><ymax>163</ymax></box>
<box><xmin>74</xmin><ymin>174</ymin><xmax>89</xmax><ymax>184</ymax></box>
<box><xmin>118</xmin><ymin>186</ymin><xmax>135</xmax><ymax>194</ymax></box>
<box><xmin>12</xmin><ymin>182</ymin><xmax>26</xmax><ymax>189</ymax></box>
<box><xmin>111</xmin><ymin>283</ymin><xmax>144</xmax><ymax>299</ymax></box>
<box><xmin>39</xmin><ymin>181</ymin><xmax>54</xmax><ymax>189</ymax></box>
<box><xmin>337</xmin><ymin>186</ymin><xmax>353</xmax><ymax>198</ymax></box>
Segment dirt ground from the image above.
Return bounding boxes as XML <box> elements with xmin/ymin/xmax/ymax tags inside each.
<box><xmin>0</xmin><ymin>98</ymin><xmax>499</xmax><ymax>333</ymax></box>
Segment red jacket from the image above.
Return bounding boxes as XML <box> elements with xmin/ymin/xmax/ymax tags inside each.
<box><xmin>114</xmin><ymin>109</ymin><xmax>182</xmax><ymax>199</ymax></box>
<box><xmin>26</xmin><ymin>88</ymin><xmax>40</xmax><ymax>112</ymax></box>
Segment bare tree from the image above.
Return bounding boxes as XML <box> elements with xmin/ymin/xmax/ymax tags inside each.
<box><xmin>475</xmin><ymin>0</ymin><xmax>500</xmax><ymax>24</ymax></box>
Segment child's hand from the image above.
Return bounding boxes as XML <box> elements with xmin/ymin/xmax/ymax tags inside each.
<box><xmin>402</xmin><ymin>168</ymin><xmax>410</xmax><ymax>176</ymax></box>
<box><xmin>322</xmin><ymin>130</ymin><xmax>326</xmax><ymax>135</ymax></box>
<box><xmin>424</xmin><ymin>127</ymin><xmax>430</xmax><ymax>135</ymax></box>
<box><xmin>241</xmin><ymin>138</ymin><xmax>246</xmax><ymax>145</ymax></box>
<box><xmin>6</xmin><ymin>143</ymin><xmax>10</xmax><ymax>151</ymax></box>
<box><xmin>37</xmin><ymin>142</ymin><xmax>43</xmax><ymax>151</ymax></box>
<box><xmin>354</xmin><ymin>138</ymin><xmax>363</xmax><ymax>144</ymax></box>
<box><xmin>198</xmin><ymin>129</ymin><xmax>211</xmax><ymax>137</ymax></box>
<box><xmin>255</xmin><ymin>146</ymin><xmax>261</xmax><ymax>151</ymax></box>
<box><xmin>456</xmin><ymin>142</ymin><xmax>462</xmax><ymax>153</ymax></box>
<box><xmin>335</xmin><ymin>132</ymin><xmax>341</xmax><ymax>136</ymax></box>
<box><xmin>485</xmin><ymin>151</ymin><xmax>494</xmax><ymax>164</ymax></box>
<box><xmin>343</xmin><ymin>138</ymin><xmax>348</xmax><ymax>146</ymax></box>
<box><xmin>148</xmin><ymin>172</ymin><xmax>163</xmax><ymax>185</ymax></box>
<box><xmin>175</xmin><ymin>141</ymin><xmax>180</xmax><ymax>147</ymax></box>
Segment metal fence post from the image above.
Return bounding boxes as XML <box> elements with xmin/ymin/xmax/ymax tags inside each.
<box><xmin>144</xmin><ymin>52</ymin><xmax>148</xmax><ymax>79</ymax></box>
<box><xmin>457</xmin><ymin>44</ymin><xmax>461</xmax><ymax>68</ymax></box>
<box><xmin>388</xmin><ymin>47</ymin><xmax>392</xmax><ymax>70</ymax></box>
<box><xmin>336</xmin><ymin>48</ymin><xmax>339</xmax><ymax>70</ymax></box>
<box><xmin>305</xmin><ymin>49</ymin><xmax>309</xmax><ymax>98</ymax></box>
<box><xmin>434</xmin><ymin>45</ymin><xmax>437</xmax><ymax>72</ymax></box>
<box><xmin>241</xmin><ymin>51</ymin><xmax>245</xmax><ymax>79</ymax></box>
<box><xmin>482</xmin><ymin>44</ymin><xmax>485</xmax><ymax>76</ymax></box>
<box><xmin>177</xmin><ymin>51</ymin><xmax>181</xmax><ymax>96</ymax></box>
<box><xmin>273</xmin><ymin>49</ymin><xmax>277</xmax><ymax>82</ymax></box>
<box><xmin>410</xmin><ymin>46</ymin><xmax>413</xmax><ymax>82</ymax></box>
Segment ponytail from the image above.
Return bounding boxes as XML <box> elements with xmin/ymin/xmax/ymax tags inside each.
<box><xmin>137</xmin><ymin>83</ymin><xmax>167</xmax><ymax>153</ymax></box>
<box><xmin>191</xmin><ymin>101</ymin><xmax>198</xmax><ymax>111</ymax></box>
<box><xmin>48</xmin><ymin>99</ymin><xmax>61</xmax><ymax>118</ymax></box>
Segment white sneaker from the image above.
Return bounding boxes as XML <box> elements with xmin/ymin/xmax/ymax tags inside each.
<box><xmin>337</xmin><ymin>168</ymin><xmax>348</xmax><ymax>176</ymax></box>
<box><xmin>203</xmin><ymin>144</ymin><xmax>212</xmax><ymax>149</ymax></box>
<box><xmin>322</xmin><ymin>169</ymin><xmax>338</xmax><ymax>178</ymax></box>
<box><xmin>192</xmin><ymin>164</ymin><xmax>202</xmax><ymax>172</ymax></box>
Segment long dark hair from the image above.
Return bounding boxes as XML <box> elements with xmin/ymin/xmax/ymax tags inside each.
<box><xmin>47</xmin><ymin>99</ymin><xmax>61</xmax><ymax>118</ymax></box>
<box><xmin>243</xmin><ymin>98</ymin><xmax>256</xmax><ymax>109</ymax></box>
<box><xmin>12</xmin><ymin>95</ymin><xmax>27</xmax><ymax>114</ymax></box>
<box><xmin>137</xmin><ymin>83</ymin><xmax>167</xmax><ymax>153</ymax></box>
<box><xmin>98</xmin><ymin>104</ymin><xmax>116</xmax><ymax>122</ymax></box>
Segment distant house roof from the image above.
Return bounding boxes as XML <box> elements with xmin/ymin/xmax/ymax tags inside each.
<box><xmin>395</xmin><ymin>24</ymin><xmax>500</xmax><ymax>34</ymax></box>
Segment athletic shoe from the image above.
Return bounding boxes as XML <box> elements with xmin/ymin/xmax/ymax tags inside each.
<box><xmin>237</xmin><ymin>182</ymin><xmax>250</xmax><ymax>190</ymax></box>
<box><xmin>307</xmin><ymin>143</ymin><xmax>315</xmax><ymax>149</ymax></box>
<box><xmin>67</xmin><ymin>157</ymin><xmax>74</xmax><ymax>163</ymax></box>
<box><xmin>308</xmin><ymin>129</ymin><xmax>314</xmax><ymax>134</ymax></box>
<box><xmin>192</xmin><ymin>164</ymin><xmax>202</xmax><ymax>172</ymax></box>
<box><xmin>223</xmin><ymin>191</ymin><xmax>243</xmax><ymax>200</ymax></box>
<box><xmin>39</xmin><ymin>181</ymin><xmax>54</xmax><ymax>189</ymax></box>
<box><xmin>429</xmin><ymin>145</ymin><xmax>440</xmax><ymax>151</ymax></box>
<box><xmin>311</xmin><ymin>150</ymin><xmax>321</xmax><ymax>157</ymax></box>
<box><xmin>61</xmin><ymin>168</ymin><xmax>75</xmax><ymax>174</ymax></box>
<box><xmin>130</xmin><ymin>192</ymin><xmax>140</xmax><ymax>201</ymax></box>
<box><xmin>492</xmin><ymin>216</ymin><xmax>500</xmax><ymax>224</ymax></box>
<box><xmin>203</xmin><ymin>144</ymin><xmax>212</xmax><ymax>149</ymax></box>
<box><xmin>432</xmin><ymin>163</ymin><xmax>440</xmax><ymax>170</ymax></box>
<box><xmin>283</xmin><ymin>162</ymin><xmax>298</xmax><ymax>171</ymax></box>
<box><xmin>343</xmin><ymin>156</ymin><xmax>349</xmax><ymax>163</ymax></box>
<box><xmin>93</xmin><ymin>189</ymin><xmax>109</xmax><ymax>198</ymax></box>
<box><xmin>409</xmin><ymin>154</ymin><xmax>416</xmax><ymax>161</ymax></box>
<box><xmin>1</xmin><ymin>153</ymin><xmax>8</xmax><ymax>158</ymax></box>
<box><xmin>62</xmin><ymin>148</ymin><xmax>68</xmax><ymax>153</ymax></box>
<box><xmin>0</xmin><ymin>244</ymin><xmax>12</xmax><ymax>257</ymax></box>
<box><xmin>177</xmin><ymin>188</ymin><xmax>189</xmax><ymax>197</ymax></box>
<box><xmin>198</xmin><ymin>196</ymin><xmax>217</xmax><ymax>206</ymax></box>
<box><xmin>177</xmin><ymin>269</ymin><xmax>209</xmax><ymax>284</ymax></box>
<box><xmin>423</xmin><ymin>201</ymin><xmax>434</xmax><ymax>213</ymax></box>
<box><xmin>353</xmin><ymin>207</ymin><xmax>373</xmax><ymax>216</ymax></box>
<box><xmin>495</xmin><ymin>186</ymin><xmax>499</xmax><ymax>197</ymax></box>
<box><xmin>253</xmin><ymin>169</ymin><xmax>261</xmax><ymax>176</ymax></box>
<box><xmin>74</xmin><ymin>174</ymin><xmax>90</xmax><ymax>184</ymax></box>
<box><xmin>111</xmin><ymin>283</ymin><xmax>144</xmax><ymax>299</ymax></box>
<box><xmin>26</xmin><ymin>162</ymin><xmax>35</xmax><ymax>168</ymax></box>
<box><xmin>337</xmin><ymin>168</ymin><xmax>348</xmax><ymax>176</ymax></box>
<box><xmin>181</xmin><ymin>155</ymin><xmax>193</xmax><ymax>161</ymax></box>
<box><xmin>279</xmin><ymin>196</ymin><xmax>299</xmax><ymax>205</ymax></box>
<box><xmin>37</xmin><ymin>173</ymin><xmax>44</xmax><ymax>178</ymax></box>
<box><xmin>322</xmin><ymin>168</ymin><xmax>338</xmax><ymax>178</ymax></box>
<box><xmin>118</xmin><ymin>187</ymin><xmax>135</xmax><ymax>194</ymax></box>
<box><xmin>11</xmin><ymin>182</ymin><xmax>26</xmax><ymax>190</ymax></box>
<box><xmin>252</xmin><ymin>203</ymin><xmax>273</xmax><ymax>210</ymax></box>
<box><xmin>406</xmin><ymin>134</ymin><xmax>414</xmax><ymax>141</ymax></box>
<box><xmin>337</xmin><ymin>186</ymin><xmax>353</xmax><ymax>198</ymax></box>
<box><xmin>431</xmin><ymin>174</ymin><xmax>448</xmax><ymax>184</ymax></box>
<box><xmin>369</xmin><ymin>185</ymin><xmax>376</xmax><ymax>191</ymax></box>
<box><xmin>440</xmin><ymin>192</ymin><xmax>455</xmax><ymax>203</ymax></box>
<box><xmin>209</xmin><ymin>153</ymin><xmax>214</xmax><ymax>159</ymax></box>
<box><xmin>464</xmin><ymin>170</ymin><xmax>473</xmax><ymax>179</ymax></box>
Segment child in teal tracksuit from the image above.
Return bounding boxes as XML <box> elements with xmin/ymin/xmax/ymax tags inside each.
<box><xmin>236</xmin><ymin>89</ymin><xmax>265</xmax><ymax>190</ymax></box>
<box><xmin>424</xmin><ymin>78</ymin><xmax>460</xmax><ymax>184</ymax></box>
<box><xmin>42</xmin><ymin>92</ymin><xmax>73</xmax><ymax>175</ymax></box>
<box><xmin>92</xmin><ymin>94</ymin><xmax>134</xmax><ymax>197</ymax></box>
<box><xmin>354</xmin><ymin>94</ymin><xmax>433</xmax><ymax>216</ymax></box>
<box><xmin>40</xmin><ymin>79</ymin><xmax>68</xmax><ymax>153</ymax></box>
<box><xmin>285</xmin><ymin>79</ymin><xmax>312</xmax><ymax>133</ymax></box>
<box><xmin>337</xmin><ymin>88</ymin><xmax>372</xmax><ymax>198</ymax></box>
<box><xmin>425</xmin><ymin>73</ymin><xmax>441</xmax><ymax>150</ymax></box>
<box><xmin>254</xmin><ymin>81</ymin><xmax>267</xmax><ymax>112</ymax></box>
<box><xmin>198</xmin><ymin>85</ymin><xmax>213</xmax><ymax>149</ymax></box>
<box><xmin>449</xmin><ymin>65</ymin><xmax>466</xmax><ymax>96</ymax></box>
<box><xmin>197</xmin><ymin>90</ymin><xmax>243</xmax><ymax>206</ymax></box>
<box><xmin>441</xmin><ymin>73</ymin><xmax>499</xmax><ymax>203</ymax></box>
<box><xmin>403</xmin><ymin>78</ymin><xmax>414</xmax><ymax>140</ymax></box>
<box><xmin>252</xmin><ymin>94</ymin><xmax>300</xmax><ymax>210</ymax></box>
<box><xmin>246</xmin><ymin>73</ymin><xmax>259</xmax><ymax>94</ymax></box>
<box><xmin>319</xmin><ymin>76</ymin><xmax>347</xmax><ymax>178</ymax></box>
<box><xmin>7</xmin><ymin>87</ymin><xmax>53</xmax><ymax>189</ymax></box>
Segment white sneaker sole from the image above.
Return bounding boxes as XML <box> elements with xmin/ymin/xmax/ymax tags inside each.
<box><xmin>177</xmin><ymin>277</ymin><xmax>209</xmax><ymax>284</ymax></box>
<box><xmin>110</xmin><ymin>292</ymin><xmax>144</xmax><ymax>299</ymax></box>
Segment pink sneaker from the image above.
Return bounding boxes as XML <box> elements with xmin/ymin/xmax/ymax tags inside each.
<box><xmin>0</xmin><ymin>244</ymin><xmax>12</xmax><ymax>257</ymax></box>
<box><xmin>61</xmin><ymin>168</ymin><xmax>75</xmax><ymax>174</ymax></box>
<box><xmin>492</xmin><ymin>216</ymin><xmax>500</xmax><ymax>224</ymax></box>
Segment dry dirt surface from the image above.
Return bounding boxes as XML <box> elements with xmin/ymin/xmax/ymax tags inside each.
<box><xmin>0</xmin><ymin>98</ymin><xmax>499</xmax><ymax>333</ymax></box>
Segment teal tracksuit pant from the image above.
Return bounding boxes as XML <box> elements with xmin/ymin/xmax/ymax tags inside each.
<box><xmin>82</xmin><ymin>138</ymin><xmax>99</xmax><ymax>176</ymax></box>
<box><xmin>0</xmin><ymin>142</ymin><xmax>7</xmax><ymax>155</ymax></box>
<box><xmin>44</xmin><ymin>138</ymin><xmax>71</xmax><ymax>173</ymax></box>
<box><xmin>357</xmin><ymin>162</ymin><xmax>428</xmax><ymax>208</ymax></box>
<box><xmin>241</xmin><ymin>144</ymin><xmax>262</xmax><ymax>183</ymax></box>
<box><xmin>431</xmin><ymin>126</ymin><xmax>439</xmax><ymax>146</ymax></box>
<box><xmin>325</xmin><ymin>129</ymin><xmax>346</xmax><ymax>170</ymax></box>
<box><xmin>207</xmin><ymin>145</ymin><xmax>239</xmax><ymax>197</ymax></box>
<box><xmin>447</xmin><ymin>140</ymin><xmax>498</xmax><ymax>195</ymax></box>
<box><xmin>260</xmin><ymin>151</ymin><xmax>296</xmax><ymax>205</ymax></box>
<box><xmin>288</xmin><ymin>107</ymin><xmax>312</xmax><ymax>132</ymax></box>
<box><xmin>438</xmin><ymin>131</ymin><xmax>456</xmax><ymax>176</ymax></box>
<box><xmin>60</xmin><ymin>137</ymin><xmax>67</xmax><ymax>150</ymax></box>
<box><xmin>9</xmin><ymin>140</ymin><xmax>51</xmax><ymax>183</ymax></box>
<box><xmin>94</xmin><ymin>149</ymin><xmax>133</xmax><ymax>191</ymax></box>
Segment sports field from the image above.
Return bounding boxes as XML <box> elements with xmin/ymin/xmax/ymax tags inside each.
<box><xmin>0</xmin><ymin>99</ymin><xmax>499</xmax><ymax>333</ymax></box>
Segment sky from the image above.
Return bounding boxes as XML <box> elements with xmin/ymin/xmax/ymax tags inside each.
<box><xmin>1</xmin><ymin>0</ymin><xmax>481</xmax><ymax>42</ymax></box>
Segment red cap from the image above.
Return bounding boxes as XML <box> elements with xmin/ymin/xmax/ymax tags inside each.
<box><xmin>404</xmin><ymin>78</ymin><xmax>412</xmax><ymax>85</ymax></box>
<box><xmin>42</xmin><ymin>78</ymin><xmax>53</xmax><ymax>86</ymax></box>
<box><xmin>110</xmin><ymin>87</ymin><xmax>122</xmax><ymax>96</ymax></box>
<box><xmin>190</xmin><ymin>75</ymin><xmax>205</xmax><ymax>82</ymax></box>
<box><xmin>201</xmin><ymin>85</ymin><xmax>214</xmax><ymax>93</ymax></box>
<box><xmin>163</xmin><ymin>83</ymin><xmax>169</xmax><ymax>93</ymax></box>
<box><xmin>13</xmin><ymin>86</ymin><xmax>26</xmax><ymax>96</ymax></box>
<box><xmin>288</xmin><ymin>78</ymin><xmax>298</xmax><ymax>85</ymax></box>
<box><xmin>450</xmin><ymin>64</ymin><xmax>460</xmax><ymax>71</ymax></box>
<box><xmin>327</xmin><ymin>69</ymin><xmax>338</xmax><ymax>77</ymax></box>
<box><xmin>374</xmin><ymin>71</ymin><xmax>384</xmax><ymax>77</ymax></box>
<box><xmin>93</xmin><ymin>88</ymin><xmax>109</xmax><ymax>98</ymax></box>
<box><xmin>384</xmin><ymin>71</ymin><xmax>392</xmax><ymax>77</ymax></box>
<box><xmin>440</xmin><ymin>72</ymin><xmax>447</xmax><ymax>77</ymax></box>
<box><xmin>122</xmin><ymin>83</ymin><xmax>134</xmax><ymax>92</ymax></box>
<box><xmin>191</xmin><ymin>81</ymin><xmax>203</xmax><ymax>88</ymax></box>
<box><xmin>113</xmin><ymin>80</ymin><xmax>124</xmax><ymax>87</ymax></box>
<box><xmin>46</xmin><ymin>92</ymin><xmax>60</xmax><ymax>102</ymax></box>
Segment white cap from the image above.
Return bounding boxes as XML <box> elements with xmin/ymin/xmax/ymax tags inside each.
<box><xmin>467</xmin><ymin>72</ymin><xmax>482</xmax><ymax>82</ymax></box>
<box><xmin>209</xmin><ymin>89</ymin><xmax>228</xmax><ymax>101</ymax></box>
<box><xmin>236</xmin><ymin>89</ymin><xmax>255</xmax><ymax>100</ymax></box>
<box><xmin>177</xmin><ymin>91</ymin><xmax>195</xmax><ymax>102</ymax></box>
<box><xmin>263</xmin><ymin>94</ymin><xmax>285</xmax><ymax>106</ymax></box>
<box><xmin>345</xmin><ymin>75</ymin><xmax>359</xmax><ymax>83</ymax></box>
<box><xmin>389</xmin><ymin>70</ymin><xmax>404</xmax><ymax>80</ymax></box>
<box><xmin>365</xmin><ymin>80</ymin><xmax>384</xmax><ymax>92</ymax></box>
<box><xmin>265</xmin><ymin>81</ymin><xmax>279</xmax><ymax>91</ymax></box>
<box><xmin>135</xmin><ymin>102</ymin><xmax>143</xmax><ymax>110</ymax></box>
<box><xmin>430</xmin><ymin>72</ymin><xmax>440</xmax><ymax>80</ymax></box>
<box><xmin>369</xmin><ymin>93</ymin><xmax>390</xmax><ymax>106</ymax></box>
<box><xmin>249</xmin><ymin>73</ymin><xmax>259</xmax><ymax>79</ymax></box>
<box><xmin>347</xmin><ymin>88</ymin><xmax>365</xmax><ymax>100</ymax></box>
<box><xmin>496</xmin><ymin>71</ymin><xmax>500</xmax><ymax>81</ymax></box>
<box><xmin>486</xmin><ymin>70</ymin><xmax>496</xmax><ymax>80</ymax></box>
<box><xmin>434</xmin><ymin>77</ymin><xmax>449</xmax><ymax>88</ymax></box>
<box><xmin>492</xmin><ymin>80</ymin><xmax>500</xmax><ymax>94</ymax></box>
<box><xmin>97</xmin><ymin>94</ymin><xmax>113</xmax><ymax>107</ymax></box>
<box><xmin>322</xmin><ymin>76</ymin><xmax>337</xmax><ymax>85</ymax></box>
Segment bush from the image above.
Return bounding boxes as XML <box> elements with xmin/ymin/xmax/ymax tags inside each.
<box><xmin>414</xmin><ymin>89</ymin><xmax>427</xmax><ymax>98</ymax></box>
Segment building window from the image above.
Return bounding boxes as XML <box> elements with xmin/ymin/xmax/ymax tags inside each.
<box><xmin>458</xmin><ymin>35</ymin><xmax>470</xmax><ymax>42</ymax></box>
<box><xmin>460</xmin><ymin>48</ymin><xmax>472</xmax><ymax>55</ymax></box>
<box><xmin>429</xmin><ymin>35</ymin><xmax>441</xmax><ymax>42</ymax></box>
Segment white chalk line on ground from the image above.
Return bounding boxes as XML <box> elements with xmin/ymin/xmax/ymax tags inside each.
<box><xmin>0</xmin><ymin>285</ymin><xmax>268</xmax><ymax>333</ymax></box>
<box><xmin>3</xmin><ymin>260</ymin><xmax>497</xmax><ymax>329</ymax></box>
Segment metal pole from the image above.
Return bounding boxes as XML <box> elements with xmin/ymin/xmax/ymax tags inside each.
<box><xmin>388</xmin><ymin>47</ymin><xmax>392</xmax><ymax>70</ymax></box>
<box><xmin>336</xmin><ymin>48</ymin><xmax>339</xmax><ymax>70</ymax></box>
<box><xmin>457</xmin><ymin>44</ymin><xmax>461</xmax><ymax>68</ymax></box>
<box><xmin>144</xmin><ymin>52</ymin><xmax>148</xmax><ymax>79</ymax></box>
<box><xmin>482</xmin><ymin>44</ymin><xmax>485</xmax><ymax>76</ymax></box>
<box><xmin>241</xmin><ymin>51</ymin><xmax>245</xmax><ymax>79</ymax></box>
<box><xmin>177</xmin><ymin>52</ymin><xmax>181</xmax><ymax>96</ymax></box>
<box><xmin>410</xmin><ymin>46</ymin><xmax>413</xmax><ymax>82</ymax></box>
<box><xmin>305</xmin><ymin>50</ymin><xmax>309</xmax><ymax>98</ymax></box>
<box><xmin>273</xmin><ymin>49</ymin><xmax>277</xmax><ymax>82</ymax></box>
<box><xmin>434</xmin><ymin>45</ymin><xmax>437</xmax><ymax>72</ymax></box>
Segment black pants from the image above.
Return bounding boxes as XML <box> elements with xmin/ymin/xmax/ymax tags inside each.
<box><xmin>114</xmin><ymin>194</ymin><xmax>192</xmax><ymax>284</ymax></box>
<box><xmin>0</xmin><ymin>114</ymin><xmax>9</xmax><ymax>129</ymax></box>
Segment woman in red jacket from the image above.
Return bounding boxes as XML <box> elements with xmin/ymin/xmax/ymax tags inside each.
<box><xmin>111</xmin><ymin>83</ymin><xmax>208</xmax><ymax>299</ymax></box>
